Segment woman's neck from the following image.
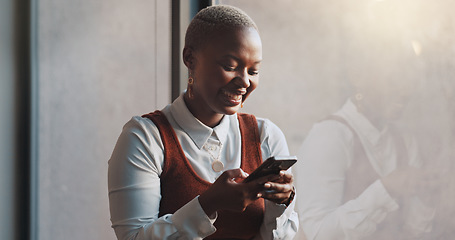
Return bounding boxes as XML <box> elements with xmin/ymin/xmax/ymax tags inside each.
<box><xmin>364</xmin><ymin>112</ymin><xmax>387</xmax><ymax>131</ymax></box>
<box><xmin>183</xmin><ymin>93</ymin><xmax>224</xmax><ymax>128</ymax></box>
<box><xmin>352</xmin><ymin>96</ymin><xmax>387</xmax><ymax>131</ymax></box>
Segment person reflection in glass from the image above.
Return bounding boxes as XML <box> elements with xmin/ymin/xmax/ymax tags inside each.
<box><xmin>295</xmin><ymin>38</ymin><xmax>440</xmax><ymax>239</ymax></box>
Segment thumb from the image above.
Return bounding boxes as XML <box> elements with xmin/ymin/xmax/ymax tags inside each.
<box><xmin>220</xmin><ymin>168</ymin><xmax>249</xmax><ymax>182</ymax></box>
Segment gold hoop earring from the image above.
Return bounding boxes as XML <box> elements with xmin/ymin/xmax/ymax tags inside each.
<box><xmin>188</xmin><ymin>77</ymin><xmax>194</xmax><ymax>84</ymax></box>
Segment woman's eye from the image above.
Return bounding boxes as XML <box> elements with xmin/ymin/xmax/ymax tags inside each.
<box><xmin>248</xmin><ymin>70</ymin><xmax>259</xmax><ymax>76</ymax></box>
<box><xmin>223</xmin><ymin>66</ymin><xmax>236</xmax><ymax>71</ymax></box>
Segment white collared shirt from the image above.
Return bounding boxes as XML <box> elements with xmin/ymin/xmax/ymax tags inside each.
<box><xmin>295</xmin><ymin>99</ymin><xmax>434</xmax><ymax>240</ymax></box>
<box><xmin>108</xmin><ymin>94</ymin><xmax>298</xmax><ymax>240</ymax></box>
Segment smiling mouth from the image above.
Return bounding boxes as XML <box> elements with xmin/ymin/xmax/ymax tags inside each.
<box><xmin>221</xmin><ymin>89</ymin><xmax>246</xmax><ymax>105</ymax></box>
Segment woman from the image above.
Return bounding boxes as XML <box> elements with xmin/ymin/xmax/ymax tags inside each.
<box><xmin>295</xmin><ymin>35</ymin><xmax>439</xmax><ymax>239</ymax></box>
<box><xmin>108</xmin><ymin>5</ymin><xmax>298</xmax><ymax>240</ymax></box>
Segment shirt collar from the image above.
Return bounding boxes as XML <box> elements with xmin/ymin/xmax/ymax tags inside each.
<box><xmin>169</xmin><ymin>94</ymin><xmax>231</xmax><ymax>149</ymax></box>
<box><xmin>213</xmin><ymin>113</ymin><xmax>231</xmax><ymax>144</ymax></box>
<box><xmin>336</xmin><ymin>99</ymin><xmax>388</xmax><ymax>146</ymax></box>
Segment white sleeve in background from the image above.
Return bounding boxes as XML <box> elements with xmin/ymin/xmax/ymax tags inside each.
<box><xmin>108</xmin><ymin>117</ymin><xmax>216</xmax><ymax>240</ymax></box>
<box><xmin>295</xmin><ymin>122</ymin><xmax>399</xmax><ymax>240</ymax></box>
<box><xmin>256</xmin><ymin>118</ymin><xmax>299</xmax><ymax>240</ymax></box>
<box><xmin>402</xmin><ymin>136</ymin><xmax>436</xmax><ymax>237</ymax></box>
<box><xmin>401</xmin><ymin>196</ymin><xmax>435</xmax><ymax>238</ymax></box>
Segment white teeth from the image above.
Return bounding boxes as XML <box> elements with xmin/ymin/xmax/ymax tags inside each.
<box><xmin>223</xmin><ymin>90</ymin><xmax>242</xmax><ymax>100</ymax></box>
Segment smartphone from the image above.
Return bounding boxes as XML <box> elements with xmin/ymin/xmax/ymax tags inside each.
<box><xmin>243</xmin><ymin>156</ymin><xmax>297</xmax><ymax>183</ymax></box>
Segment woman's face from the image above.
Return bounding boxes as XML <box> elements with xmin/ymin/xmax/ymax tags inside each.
<box><xmin>356</xmin><ymin>67</ymin><xmax>418</xmax><ymax>126</ymax></box>
<box><xmin>184</xmin><ymin>27</ymin><xmax>262</xmax><ymax>123</ymax></box>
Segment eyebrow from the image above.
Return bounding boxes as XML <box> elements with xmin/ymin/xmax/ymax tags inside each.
<box><xmin>222</xmin><ymin>54</ymin><xmax>262</xmax><ymax>64</ymax></box>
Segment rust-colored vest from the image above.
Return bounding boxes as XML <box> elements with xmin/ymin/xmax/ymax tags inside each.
<box><xmin>142</xmin><ymin>111</ymin><xmax>264</xmax><ymax>240</ymax></box>
<box><xmin>327</xmin><ymin>115</ymin><xmax>408</xmax><ymax>239</ymax></box>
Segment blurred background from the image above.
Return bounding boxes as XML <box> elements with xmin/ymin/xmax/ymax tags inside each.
<box><xmin>1</xmin><ymin>0</ymin><xmax>453</xmax><ymax>239</ymax></box>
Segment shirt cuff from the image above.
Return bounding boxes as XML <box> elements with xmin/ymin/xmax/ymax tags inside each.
<box><xmin>171</xmin><ymin>196</ymin><xmax>217</xmax><ymax>238</ymax></box>
<box><xmin>265</xmin><ymin>192</ymin><xmax>299</xmax><ymax>238</ymax></box>
<box><xmin>339</xmin><ymin>180</ymin><xmax>400</xmax><ymax>236</ymax></box>
<box><xmin>275</xmin><ymin>194</ymin><xmax>297</xmax><ymax>227</ymax></box>
<box><xmin>404</xmin><ymin>196</ymin><xmax>435</xmax><ymax>235</ymax></box>
<box><xmin>265</xmin><ymin>200</ymin><xmax>288</xmax><ymax>224</ymax></box>
<box><xmin>356</xmin><ymin>179</ymin><xmax>399</xmax><ymax>212</ymax></box>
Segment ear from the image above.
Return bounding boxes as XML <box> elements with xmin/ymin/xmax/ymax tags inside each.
<box><xmin>183</xmin><ymin>47</ymin><xmax>196</xmax><ymax>70</ymax></box>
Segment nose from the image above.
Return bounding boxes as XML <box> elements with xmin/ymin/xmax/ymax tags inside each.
<box><xmin>235</xmin><ymin>69</ymin><xmax>250</xmax><ymax>88</ymax></box>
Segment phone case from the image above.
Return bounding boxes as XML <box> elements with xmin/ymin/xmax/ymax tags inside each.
<box><xmin>244</xmin><ymin>156</ymin><xmax>297</xmax><ymax>183</ymax></box>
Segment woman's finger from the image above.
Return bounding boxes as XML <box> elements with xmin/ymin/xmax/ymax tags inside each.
<box><xmin>272</xmin><ymin>170</ymin><xmax>294</xmax><ymax>184</ymax></box>
<box><xmin>261</xmin><ymin>190</ymin><xmax>292</xmax><ymax>203</ymax></box>
<box><xmin>219</xmin><ymin>168</ymin><xmax>249</xmax><ymax>182</ymax></box>
<box><xmin>264</xmin><ymin>181</ymin><xmax>293</xmax><ymax>193</ymax></box>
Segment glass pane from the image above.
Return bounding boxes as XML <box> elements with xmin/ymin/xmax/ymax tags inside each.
<box><xmin>213</xmin><ymin>1</ymin><xmax>455</xmax><ymax>239</ymax></box>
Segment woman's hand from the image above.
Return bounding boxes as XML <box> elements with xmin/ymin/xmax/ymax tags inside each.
<box><xmin>257</xmin><ymin>170</ymin><xmax>295</xmax><ymax>205</ymax></box>
<box><xmin>199</xmin><ymin>168</ymin><xmax>285</xmax><ymax>217</ymax></box>
<box><xmin>381</xmin><ymin>166</ymin><xmax>443</xmax><ymax>203</ymax></box>
<box><xmin>199</xmin><ymin>168</ymin><xmax>258</xmax><ymax>217</ymax></box>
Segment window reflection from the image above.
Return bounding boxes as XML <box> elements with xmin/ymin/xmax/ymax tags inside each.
<box><xmin>216</xmin><ymin>0</ymin><xmax>454</xmax><ymax>239</ymax></box>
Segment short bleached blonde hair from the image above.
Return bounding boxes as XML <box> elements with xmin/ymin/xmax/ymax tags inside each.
<box><xmin>184</xmin><ymin>5</ymin><xmax>258</xmax><ymax>51</ymax></box>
